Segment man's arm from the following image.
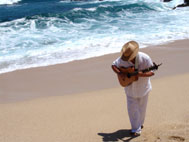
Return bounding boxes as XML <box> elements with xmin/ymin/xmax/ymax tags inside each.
<box><xmin>138</xmin><ymin>71</ymin><xmax>154</xmax><ymax>77</ymax></box>
<box><xmin>112</xmin><ymin>64</ymin><xmax>154</xmax><ymax>77</ymax></box>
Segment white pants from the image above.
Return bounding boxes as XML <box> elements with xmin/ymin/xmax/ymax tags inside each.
<box><xmin>126</xmin><ymin>94</ymin><xmax>149</xmax><ymax>133</ymax></box>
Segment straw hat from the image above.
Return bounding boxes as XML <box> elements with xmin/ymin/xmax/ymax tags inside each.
<box><xmin>121</xmin><ymin>41</ymin><xmax>139</xmax><ymax>61</ymax></box>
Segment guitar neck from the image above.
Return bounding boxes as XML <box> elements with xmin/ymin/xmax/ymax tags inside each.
<box><xmin>128</xmin><ymin>66</ymin><xmax>156</xmax><ymax>77</ymax></box>
<box><xmin>141</xmin><ymin>66</ymin><xmax>155</xmax><ymax>73</ymax></box>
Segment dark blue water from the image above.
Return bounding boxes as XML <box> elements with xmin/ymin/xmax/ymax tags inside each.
<box><xmin>0</xmin><ymin>0</ymin><xmax>83</xmax><ymax>22</ymax></box>
<box><xmin>0</xmin><ymin>0</ymin><xmax>155</xmax><ymax>22</ymax></box>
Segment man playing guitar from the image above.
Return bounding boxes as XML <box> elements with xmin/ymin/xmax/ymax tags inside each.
<box><xmin>112</xmin><ymin>41</ymin><xmax>155</xmax><ymax>136</ymax></box>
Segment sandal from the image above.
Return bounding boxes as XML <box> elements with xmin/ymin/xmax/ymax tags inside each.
<box><xmin>130</xmin><ymin>131</ymin><xmax>141</xmax><ymax>137</ymax></box>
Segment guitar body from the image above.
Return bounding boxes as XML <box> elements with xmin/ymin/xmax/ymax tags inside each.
<box><xmin>117</xmin><ymin>67</ymin><xmax>138</xmax><ymax>87</ymax></box>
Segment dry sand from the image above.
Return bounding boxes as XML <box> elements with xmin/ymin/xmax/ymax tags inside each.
<box><xmin>0</xmin><ymin>39</ymin><xmax>189</xmax><ymax>142</ymax></box>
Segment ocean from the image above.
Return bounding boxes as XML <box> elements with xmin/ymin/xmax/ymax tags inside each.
<box><xmin>0</xmin><ymin>0</ymin><xmax>188</xmax><ymax>74</ymax></box>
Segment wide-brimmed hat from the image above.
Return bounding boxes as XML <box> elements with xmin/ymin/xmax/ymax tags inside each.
<box><xmin>121</xmin><ymin>41</ymin><xmax>139</xmax><ymax>61</ymax></box>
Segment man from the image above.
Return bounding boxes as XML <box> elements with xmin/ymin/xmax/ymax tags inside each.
<box><xmin>111</xmin><ymin>41</ymin><xmax>154</xmax><ymax>136</ymax></box>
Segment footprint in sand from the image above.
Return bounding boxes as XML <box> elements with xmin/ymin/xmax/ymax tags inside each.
<box><xmin>168</xmin><ymin>136</ymin><xmax>185</xmax><ymax>142</ymax></box>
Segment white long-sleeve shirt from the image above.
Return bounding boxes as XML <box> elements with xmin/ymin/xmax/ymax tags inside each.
<box><xmin>112</xmin><ymin>52</ymin><xmax>153</xmax><ymax>98</ymax></box>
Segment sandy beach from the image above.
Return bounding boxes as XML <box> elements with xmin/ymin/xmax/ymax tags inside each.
<box><xmin>0</xmin><ymin>39</ymin><xmax>189</xmax><ymax>142</ymax></box>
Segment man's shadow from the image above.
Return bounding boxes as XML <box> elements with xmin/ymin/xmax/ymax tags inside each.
<box><xmin>98</xmin><ymin>129</ymin><xmax>139</xmax><ymax>142</ymax></box>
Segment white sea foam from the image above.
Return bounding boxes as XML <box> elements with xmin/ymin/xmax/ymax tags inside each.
<box><xmin>86</xmin><ymin>7</ymin><xmax>97</xmax><ymax>11</ymax></box>
<box><xmin>73</xmin><ymin>8</ymin><xmax>83</xmax><ymax>11</ymax></box>
<box><xmin>0</xmin><ymin>0</ymin><xmax>21</xmax><ymax>5</ymax></box>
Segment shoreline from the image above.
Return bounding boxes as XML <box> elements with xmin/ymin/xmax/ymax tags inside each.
<box><xmin>1</xmin><ymin>39</ymin><xmax>189</xmax><ymax>103</ymax></box>
<box><xmin>0</xmin><ymin>39</ymin><xmax>188</xmax><ymax>76</ymax></box>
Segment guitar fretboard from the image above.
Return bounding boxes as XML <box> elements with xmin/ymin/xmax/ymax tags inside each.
<box><xmin>128</xmin><ymin>63</ymin><xmax>161</xmax><ymax>77</ymax></box>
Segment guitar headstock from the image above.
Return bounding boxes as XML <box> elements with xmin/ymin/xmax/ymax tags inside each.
<box><xmin>153</xmin><ymin>62</ymin><xmax>162</xmax><ymax>70</ymax></box>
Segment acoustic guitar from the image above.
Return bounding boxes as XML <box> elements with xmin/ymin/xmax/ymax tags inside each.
<box><xmin>117</xmin><ymin>62</ymin><xmax>162</xmax><ymax>87</ymax></box>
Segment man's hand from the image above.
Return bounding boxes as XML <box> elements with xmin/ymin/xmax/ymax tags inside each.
<box><xmin>138</xmin><ymin>71</ymin><xmax>154</xmax><ymax>77</ymax></box>
<box><xmin>112</xmin><ymin>65</ymin><xmax>121</xmax><ymax>74</ymax></box>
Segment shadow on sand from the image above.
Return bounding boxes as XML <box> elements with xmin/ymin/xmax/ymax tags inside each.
<box><xmin>98</xmin><ymin>129</ymin><xmax>139</xmax><ymax>142</ymax></box>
